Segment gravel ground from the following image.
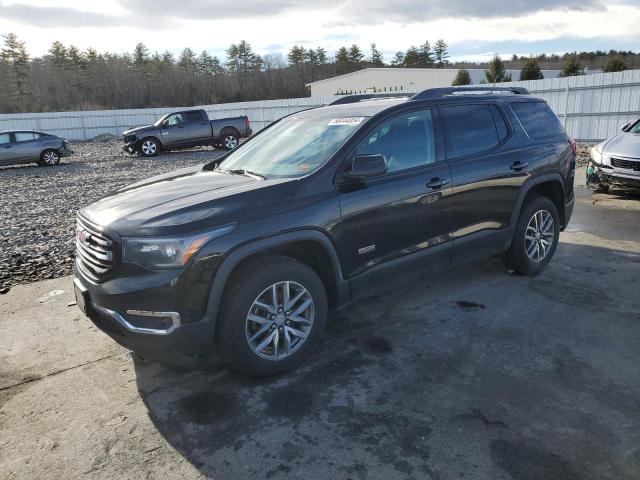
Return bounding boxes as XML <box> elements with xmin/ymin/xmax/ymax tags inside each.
<box><xmin>0</xmin><ymin>140</ymin><xmax>225</xmax><ymax>294</ymax></box>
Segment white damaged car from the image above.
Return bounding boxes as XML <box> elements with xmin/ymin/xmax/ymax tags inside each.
<box><xmin>587</xmin><ymin>119</ymin><xmax>640</xmax><ymax>193</ymax></box>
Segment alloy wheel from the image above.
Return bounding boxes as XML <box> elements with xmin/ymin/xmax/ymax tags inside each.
<box><xmin>524</xmin><ymin>209</ymin><xmax>555</xmax><ymax>262</ymax></box>
<box><xmin>245</xmin><ymin>281</ymin><xmax>315</xmax><ymax>360</ymax></box>
<box><xmin>142</xmin><ymin>141</ymin><xmax>157</xmax><ymax>155</ymax></box>
<box><xmin>224</xmin><ymin>135</ymin><xmax>238</xmax><ymax>149</ymax></box>
<box><xmin>44</xmin><ymin>151</ymin><xmax>59</xmax><ymax>165</ymax></box>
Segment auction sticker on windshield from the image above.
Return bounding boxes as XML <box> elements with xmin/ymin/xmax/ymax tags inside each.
<box><xmin>328</xmin><ymin>117</ymin><xmax>365</xmax><ymax>126</ymax></box>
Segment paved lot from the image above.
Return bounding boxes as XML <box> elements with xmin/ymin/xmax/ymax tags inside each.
<box><xmin>2</xmin><ymin>170</ymin><xmax>640</xmax><ymax>479</ymax></box>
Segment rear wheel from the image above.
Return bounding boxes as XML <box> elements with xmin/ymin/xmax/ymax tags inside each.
<box><xmin>221</xmin><ymin>130</ymin><xmax>239</xmax><ymax>150</ymax></box>
<box><xmin>139</xmin><ymin>138</ymin><xmax>160</xmax><ymax>157</ymax></box>
<box><xmin>504</xmin><ymin>196</ymin><xmax>560</xmax><ymax>275</ymax></box>
<box><xmin>216</xmin><ymin>255</ymin><xmax>328</xmax><ymax>376</ymax></box>
<box><xmin>38</xmin><ymin>149</ymin><xmax>60</xmax><ymax>166</ymax></box>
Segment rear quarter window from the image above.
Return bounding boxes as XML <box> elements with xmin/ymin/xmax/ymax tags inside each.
<box><xmin>511</xmin><ymin>101</ymin><xmax>564</xmax><ymax>138</ymax></box>
<box><xmin>441</xmin><ymin>104</ymin><xmax>502</xmax><ymax>158</ymax></box>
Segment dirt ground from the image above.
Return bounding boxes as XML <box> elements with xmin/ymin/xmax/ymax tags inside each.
<box><xmin>1</xmin><ymin>167</ymin><xmax>640</xmax><ymax>480</ymax></box>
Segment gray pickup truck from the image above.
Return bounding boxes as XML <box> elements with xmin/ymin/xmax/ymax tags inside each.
<box><xmin>123</xmin><ymin>109</ymin><xmax>252</xmax><ymax>157</ymax></box>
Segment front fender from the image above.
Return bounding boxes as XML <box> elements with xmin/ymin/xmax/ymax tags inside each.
<box><xmin>201</xmin><ymin>229</ymin><xmax>350</xmax><ymax>334</ymax></box>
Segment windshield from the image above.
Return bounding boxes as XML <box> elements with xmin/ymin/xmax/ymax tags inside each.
<box><xmin>219</xmin><ymin>114</ymin><xmax>367</xmax><ymax>178</ymax></box>
<box><xmin>630</xmin><ymin>120</ymin><xmax>640</xmax><ymax>134</ymax></box>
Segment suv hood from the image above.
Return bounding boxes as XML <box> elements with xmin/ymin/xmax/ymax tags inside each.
<box><xmin>603</xmin><ymin>132</ymin><xmax>640</xmax><ymax>159</ymax></box>
<box><xmin>80</xmin><ymin>165</ymin><xmax>297</xmax><ymax>237</ymax></box>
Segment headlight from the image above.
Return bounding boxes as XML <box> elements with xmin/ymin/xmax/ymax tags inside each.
<box><xmin>590</xmin><ymin>144</ymin><xmax>604</xmax><ymax>164</ymax></box>
<box><xmin>122</xmin><ymin>223</ymin><xmax>235</xmax><ymax>269</ymax></box>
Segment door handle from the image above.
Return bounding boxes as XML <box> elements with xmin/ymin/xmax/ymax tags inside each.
<box><xmin>426</xmin><ymin>177</ymin><xmax>450</xmax><ymax>190</ymax></box>
<box><xmin>510</xmin><ymin>161</ymin><xmax>529</xmax><ymax>171</ymax></box>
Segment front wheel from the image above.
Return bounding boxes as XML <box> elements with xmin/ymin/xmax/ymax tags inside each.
<box><xmin>38</xmin><ymin>149</ymin><xmax>60</xmax><ymax>166</ymax></box>
<box><xmin>216</xmin><ymin>255</ymin><xmax>328</xmax><ymax>376</ymax></box>
<box><xmin>504</xmin><ymin>196</ymin><xmax>560</xmax><ymax>275</ymax></box>
<box><xmin>139</xmin><ymin>138</ymin><xmax>160</xmax><ymax>157</ymax></box>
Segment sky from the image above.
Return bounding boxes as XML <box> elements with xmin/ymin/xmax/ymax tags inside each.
<box><xmin>0</xmin><ymin>0</ymin><xmax>639</xmax><ymax>63</ymax></box>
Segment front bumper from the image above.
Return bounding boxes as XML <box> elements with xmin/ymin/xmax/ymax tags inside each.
<box><xmin>123</xmin><ymin>141</ymin><xmax>139</xmax><ymax>155</ymax></box>
<box><xmin>587</xmin><ymin>162</ymin><xmax>640</xmax><ymax>190</ymax></box>
<box><xmin>60</xmin><ymin>147</ymin><xmax>74</xmax><ymax>157</ymax></box>
<box><xmin>73</xmin><ymin>263</ymin><xmax>218</xmax><ymax>364</ymax></box>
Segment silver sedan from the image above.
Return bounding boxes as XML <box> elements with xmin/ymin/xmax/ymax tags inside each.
<box><xmin>0</xmin><ymin>130</ymin><xmax>74</xmax><ymax>167</ymax></box>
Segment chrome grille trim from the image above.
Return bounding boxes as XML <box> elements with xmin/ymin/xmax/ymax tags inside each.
<box><xmin>75</xmin><ymin>216</ymin><xmax>114</xmax><ymax>280</ymax></box>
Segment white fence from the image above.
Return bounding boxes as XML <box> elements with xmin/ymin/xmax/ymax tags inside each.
<box><xmin>502</xmin><ymin>69</ymin><xmax>640</xmax><ymax>142</ymax></box>
<box><xmin>0</xmin><ymin>69</ymin><xmax>639</xmax><ymax>143</ymax></box>
<box><xmin>0</xmin><ymin>96</ymin><xmax>340</xmax><ymax>142</ymax></box>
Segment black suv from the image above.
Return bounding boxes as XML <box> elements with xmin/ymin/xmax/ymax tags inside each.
<box><xmin>74</xmin><ymin>87</ymin><xmax>576</xmax><ymax>376</ymax></box>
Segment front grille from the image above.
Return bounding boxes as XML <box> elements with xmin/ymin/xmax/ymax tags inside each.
<box><xmin>76</xmin><ymin>217</ymin><xmax>114</xmax><ymax>281</ymax></box>
<box><xmin>611</xmin><ymin>157</ymin><xmax>640</xmax><ymax>171</ymax></box>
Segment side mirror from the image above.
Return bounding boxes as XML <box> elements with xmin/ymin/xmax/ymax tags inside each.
<box><xmin>161</xmin><ymin>120</ymin><xmax>169</xmax><ymax>127</ymax></box>
<box><xmin>346</xmin><ymin>154</ymin><xmax>388</xmax><ymax>179</ymax></box>
<box><xmin>621</xmin><ymin>123</ymin><xmax>630</xmax><ymax>131</ymax></box>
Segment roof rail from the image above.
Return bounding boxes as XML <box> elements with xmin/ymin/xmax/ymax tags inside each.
<box><xmin>329</xmin><ymin>93</ymin><xmax>409</xmax><ymax>106</ymax></box>
<box><xmin>411</xmin><ymin>86</ymin><xmax>529</xmax><ymax>101</ymax></box>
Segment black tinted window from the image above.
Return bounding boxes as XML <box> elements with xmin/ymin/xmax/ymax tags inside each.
<box><xmin>356</xmin><ymin>109</ymin><xmax>437</xmax><ymax>173</ymax></box>
<box><xmin>511</xmin><ymin>101</ymin><xmax>564</xmax><ymax>138</ymax></box>
<box><xmin>184</xmin><ymin>111</ymin><xmax>204</xmax><ymax>123</ymax></box>
<box><xmin>442</xmin><ymin>104</ymin><xmax>500</xmax><ymax>157</ymax></box>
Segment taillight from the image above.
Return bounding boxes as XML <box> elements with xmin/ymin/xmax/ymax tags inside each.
<box><xmin>568</xmin><ymin>137</ymin><xmax>577</xmax><ymax>155</ymax></box>
<box><xmin>246</xmin><ymin>117</ymin><xmax>250</xmax><ymax>129</ymax></box>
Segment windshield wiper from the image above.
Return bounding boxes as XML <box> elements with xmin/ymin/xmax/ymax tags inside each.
<box><xmin>222</xmin><ymin>169</ymin><xmax>267</xmax><ymax>180</ymax></box>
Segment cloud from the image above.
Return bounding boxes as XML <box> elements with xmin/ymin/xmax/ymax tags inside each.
<box><xmin>0</xmin><ymin>2</ymin><xmax>123</xmax><ymax>27</ymax></box>
<box><xmin>119</xmin><ymin>0</ymin><xmax>603</xmax><ymax>23</ymax></box>
<box><xmin>339</xmin><ymin>0</ymin><xmax>604</xmax><ymax>23</ymax></box>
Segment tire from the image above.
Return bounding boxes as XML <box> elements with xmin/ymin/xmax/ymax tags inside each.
<box><xmin>38</xmin><ymin>149</ymin><xmax>60</xmax><ymax>166</ymax></box>
<box><xmin>504</xmin><ymin>196</ymin><xmax>560</xmax><ymax>275</ymax></box>
<box><xmin>216</xmin><ymin>255</ymin><xmax>328</xmax><ymax>376</ymax></box>
<box><xmin>221</xmin><ymin>130</ymin><xmax>239</xmax><ymax>150</ymax></box>
<box><xmin>139</xmin><ymin>137</ymin><xmax>160</xmax><ymax>157</ymax></box>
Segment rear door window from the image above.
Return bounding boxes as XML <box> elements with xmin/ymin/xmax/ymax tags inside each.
<box><xmin>0</xmin><ymin>133</ymin><xmax>11</xmax><ymax>145</ymax></box>
<box><xmin>14</xmin><ymin>132</ymin><xmax>36</xmax><ymax>142</ymax></box>
<box><xmin>510</xmin><ymin>101</ymin><xmax>564</xmax><ymax>138</ymax></box>
<box><xmin>184</xmin><ymin>111</ymin><xmax>204</xmax><ymax>123</ymax></box>
<box><xmin>441</xmin><ymin>104</ymin><xmax>501</xmax><ymax>158</ymax></box>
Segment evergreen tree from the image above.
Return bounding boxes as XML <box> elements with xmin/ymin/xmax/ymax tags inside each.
<box><xmin>419</xmin><ymin>41</ymin><xmax>433</xmax><ymax>67</ymax></box>
<box><xmin>370</xmin><ymin>43</ymin><xmax>384</xmax><ymax>67</ymax></box>
<box><xmin>197</xmin><ymin>50</ymin><xmax>223</xmax><ymax>75</ymax></box>
<box><xmin>305</xmin><ymin>49</ymin><xmax>318</xmax><ymax>65</ymax></box>
<box><xmin>161</xmin><ymin>51</ymin><xmax>175</xmax><ymax>65</ymax></box>
<box><xmin>602</xmin><ymin>55</ymin><xmax>627</xmax><ymax>72</ymax></box>
<box><xmin>433</xmin><ymin>39</ymin><xmax>449</xmax><ymax>67</ymax></box>
<box><xmin>485</xmin><ymin>55</ymin><xmax>512</xmax><ymax>83</ymax></box>
<box><xmin>47</xmin><ymin>41</ymin><xmax>68</xmax><ymax>67</ymax></box>
<box><xmin>519</xmin><ymin>57</ymin><xmax>544</xmax><ymax>80</ymax></box>
<box><xmin>287</xmin><ymin>45</ymin><xmax>306</xmax><ymax>68</ymax></box>
<box><xmin>404</xmin><ymin>46</ymin><xmax>421</xmax><ymax>67</ymax></box>
<box><xmin>390</xmin><ymin>51</ymin><xmax>404</xmax><ymax>67</ymax></box>
<box><xmin>133</xmin><ymin>43</ymin><xmax>150</xmax><ymax>70</ymax></box>
<box><xmin>560</xmin><ymin>55</ymin><xmax>584</xmax><ymax>77</ymax></box>
<box><xmin>347</xmin><ymin>44</ymin><xmax>364</xmax><ymax>66</ymax></box>
<box><xmin>335</xmin><ymin>46</ymin><xmax>349</xmax><ymax>74</ymax></box>
<box><xmin>1</xmin><ymin>33</ymin><xmax>31</xmax><ymax>108</ymax></box>
<box><xmin>178</xmin><ymin>48</ymin><xmax>198</xmax><ymax>70</ymax></box>
<box><xmin>452</xmin><ymin>69</ymin><xmax>471</xmax><ymax>86</ymax></box>
<box><xmin>315</xmin><ymin>47</ymin><xmax>328</xmax><ymax>65</ymax></box>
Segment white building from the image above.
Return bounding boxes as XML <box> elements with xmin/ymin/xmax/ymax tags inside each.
<box><xmin>307</xmin><ymin>68</ymin><xmax>563</xmax><ymax>97</ymax></box>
